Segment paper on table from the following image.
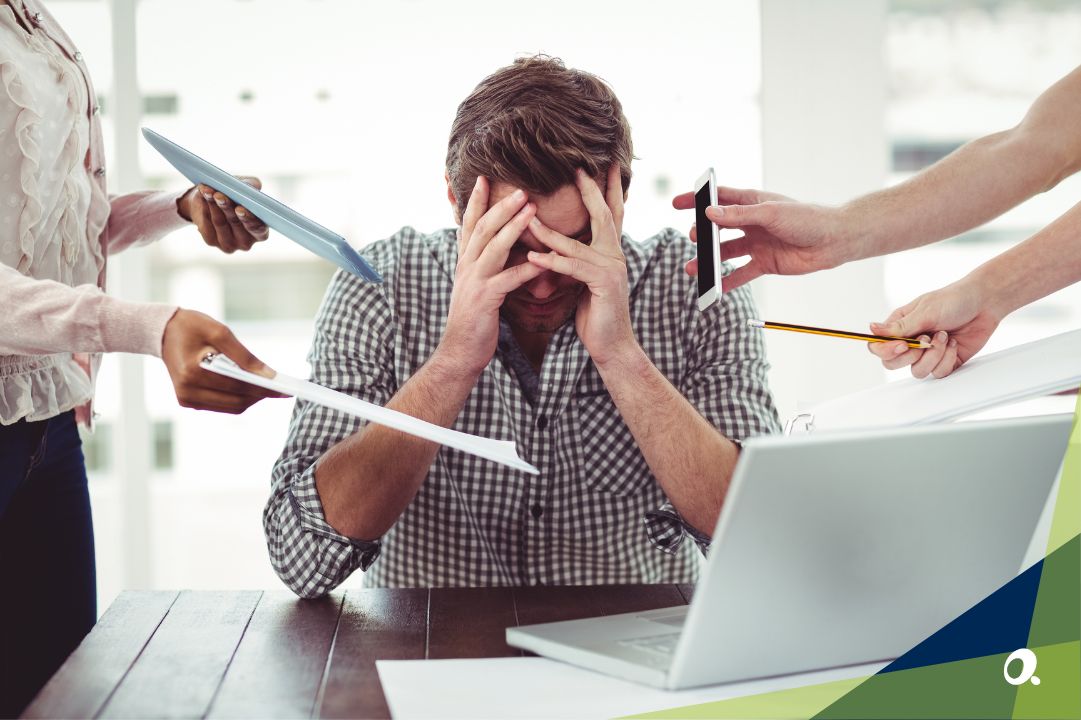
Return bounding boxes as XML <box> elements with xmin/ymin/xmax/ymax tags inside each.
<box><xmin>375</xmin><ymin>657</ymin><xmax>887</xmax><ymax>719</ymax></box>
<box><xmin>801</xmin><ymin>328</ymin><xmax>1081</xmax><ymax>433</ymax></box>
<box><xmin>202</xmin><ymin>355</ymin><xmax>538</xmax><ymax>475</ymax></box>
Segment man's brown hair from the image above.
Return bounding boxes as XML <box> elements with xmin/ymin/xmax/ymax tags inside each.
<box><xmin>445</xmin><ymin>55</ymin><xmax>633</xmax><ymax>215</ymax></box>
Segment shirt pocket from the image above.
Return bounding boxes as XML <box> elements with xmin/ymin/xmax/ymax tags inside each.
<box><xmin>570</xmin><ymin>376</ymin><xmax>654</xmax><ymax>497</ymax></box>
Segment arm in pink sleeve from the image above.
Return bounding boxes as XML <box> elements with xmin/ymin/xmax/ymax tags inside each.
<box><xmin>0</xmin><ymin>263</ymin><xmax>178</xmax><ymax>357</ymax></box>
<box><xmin>105</xmin><ymin>189</ymin><xmax>190</xmax><ymax>256</ymax></box>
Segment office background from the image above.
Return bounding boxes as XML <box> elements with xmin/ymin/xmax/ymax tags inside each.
<box><xmin>47</xmin><ymin>0</ymin><xmax>1081</xmax><ymax>611</ymax></box>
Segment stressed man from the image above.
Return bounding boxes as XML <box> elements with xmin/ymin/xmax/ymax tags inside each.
<box><xmin>266</xmin><ymin>56</ymin><xmax>779</xmax><ymax>596</ymax></box>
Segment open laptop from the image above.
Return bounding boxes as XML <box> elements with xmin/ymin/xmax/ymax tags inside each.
<box><xmin>506</xmin><ymin>413</ymin><xmax>1074</xmax><ymax>689</ymax></box>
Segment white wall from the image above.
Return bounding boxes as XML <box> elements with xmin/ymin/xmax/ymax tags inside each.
<box><xmin>758</xmin><ymin>0</ymin><xmax>889</xmax><ymax>422</ymax></box>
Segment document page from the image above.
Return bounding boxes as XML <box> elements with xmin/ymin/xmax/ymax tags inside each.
<box><xmin>202</xmin><ymin>355</ymin><xmax>538</xmax><ymax>474</ymax></box>
<box><xmin>804</xmin><ymin>329</ymin><xmax>1081</xmax><ymax>433</ymax></box>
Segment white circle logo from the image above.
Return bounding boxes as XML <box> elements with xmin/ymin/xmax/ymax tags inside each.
<box><xmin>1003</xmin><ymin>648</ymin><xmax>1041</xmax><ymax>686</ymax></box>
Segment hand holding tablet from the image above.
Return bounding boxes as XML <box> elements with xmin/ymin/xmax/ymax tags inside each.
<box><xmin>143</xmin><ymin>128</ymin><xmax>382</xmax><ymax>282</ymax></box>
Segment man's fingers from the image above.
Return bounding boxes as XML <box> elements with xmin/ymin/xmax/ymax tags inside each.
<box><xmin>528</xmin><ymin>217</ymin><xmax>585</xmax><ymax>258</ymax></box>
<box><xmin>463</xmin><ymin>187</ymin><xmax>528</xmax><ymax>264</ymax></box>
<box><xmin>476</xmin><ymin>203</ymin><xmax>536</xmax><ymax>272</ymax></box>
<box><xmin>720</xmin><ymin>263</ymin><xmax>763</xmax><ymax>293</ymax></box>
<box><xmin>684</xmin><ymin>257</ymin><xmax>698</xmax><ymax>277</ymax></box>
<box><xmin>460</xmin><ymin>176</ymin><xmax>489</xmax><ymax>254</ymax></box>
<box><xmin>490</xmin><ymin>260</ymin><xmax>546</xmax><ymax>294</ymax></box>
<box><xmin>238</xmin><ymin>176</ymin><xmax>262</xmax><ymax>190</ymax></box>
<box><xmin>526</xmin><ymin>250</ymin><xmax>595</xmax><ymax>285</ymax></box>
<box><xmin>575</xmin><ymin>169</ymin><xmax>618</xmax><ymax>253</ymax></box>
<box><xmin>605</xmin><ymin>164</ymin><xmax>624</xmax><ymax>225</ymax></box>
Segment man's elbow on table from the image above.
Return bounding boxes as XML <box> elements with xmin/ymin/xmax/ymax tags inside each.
<box><xmin>262</xmin><ymin>473</ymin><xmax>382</xmax><ymax>599</ymax></box>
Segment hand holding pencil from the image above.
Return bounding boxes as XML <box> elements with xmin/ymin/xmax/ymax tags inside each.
<box><xmin>867</xmin><ymin>279</ymin><xmax>1002</xmax><ymax>379</ymax></box>
<box><xmin>750</xmin><ymin>279</ymin><xmax>1001</xmax><ymax>380</ymax></box>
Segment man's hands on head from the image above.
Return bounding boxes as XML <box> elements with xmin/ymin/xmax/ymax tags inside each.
<box><xmin>436</xmin><ymin>176</ymin><xmax>545</xmax><ymax>376</ymax></box>
<box><xmin>526</xmin><ymin>165</ymin><xmax>637</xmax><ymax>367</ymax></box>
<box><xmin>671</xmin><ymin>185</ymin><xmax>861</xmax><ymax>292</ymax></box>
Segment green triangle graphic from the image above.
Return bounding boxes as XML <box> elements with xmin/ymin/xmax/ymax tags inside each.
<box><xmin>1046</xmin><ymin>391</ymin><xmax>1081</xmax><ymax>555</ymax></box>
<box><xmin>617</xmin><ymin>675</ymin><xmax>871</xmax><ymax>719</ymax></box>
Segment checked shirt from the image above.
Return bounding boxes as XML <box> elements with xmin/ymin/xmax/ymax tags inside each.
<box><xmin>265</xmin><ymin>226</ymin><xmax>780</xmax><ymax>597</ymax></box>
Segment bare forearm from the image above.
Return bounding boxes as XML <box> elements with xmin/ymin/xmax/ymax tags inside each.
<box><xmin>844</xmin><ymin>66</ymin><xmax>1081</xmax><ymax>259</ymax></box>
<box><xmin>595</xmin><ymin>344</ymin><xmax>739</xmax><ymax>535</ymax></box>
<box><xmin>968</xmin><ymin>199</ymin><xmax>1081</xmax><ymax>321</ymax></box>
<box><xmin>314</xmin><ymin>351</ymin><xmax>479</xmax><ymax>539</ymax></box>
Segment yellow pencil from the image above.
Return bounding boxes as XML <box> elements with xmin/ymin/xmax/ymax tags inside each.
<box><xmin>748</xmin><ymin>320</ymin><xmax>931</xmax><ymax>349</ymax></box>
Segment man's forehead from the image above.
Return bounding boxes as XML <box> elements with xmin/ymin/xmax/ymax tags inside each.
<box><xmin>489</xmin><ymin>181</ymin><xmax>589</xmax><ymax>238</ymax></box>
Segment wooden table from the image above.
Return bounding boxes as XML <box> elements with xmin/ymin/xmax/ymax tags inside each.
<box><xmin>24</xmin><ymin>584</ymin><xmax>694</xmax><ymax>719</ymax></box>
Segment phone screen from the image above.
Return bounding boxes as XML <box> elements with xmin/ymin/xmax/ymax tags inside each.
<box><xmin>695</xmin><ymin>182</ymin><xmax>716</xmax><ymax>299</ymax></box>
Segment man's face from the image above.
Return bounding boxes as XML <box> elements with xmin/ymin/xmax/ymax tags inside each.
<box><xmin>488</xmin><ymin>181</ymin><xmax>592</xmax><ymax>334</ymax></box>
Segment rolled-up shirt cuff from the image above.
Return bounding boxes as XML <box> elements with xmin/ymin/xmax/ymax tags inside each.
<box><xmin>289</xmin><ymin>463</ymin><xmax>381</xmax><ymax>574</ymax></box>
<box><xmin>643</xmin><ymin>503</ymin><xmax>712</xmax><ymax>556</ymax></box>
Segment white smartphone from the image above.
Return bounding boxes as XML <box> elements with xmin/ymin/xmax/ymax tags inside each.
<box><xmin>694</xmin><ymin>168</ymin><xmax>723</xmax><ymax>311</ymax></box>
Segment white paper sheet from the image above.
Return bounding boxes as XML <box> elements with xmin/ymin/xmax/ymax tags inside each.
<box><xmin>202</xmin><ymin>355</ymin><xmax>538</xmax><ymax>474</ymax></box>
<box><xmin>802</xmin><ymin>328</ymin><xmax>1081</xmax><ymax>433</ymax></box>
<box><xmin>375</xmin><ymin>657</ymin><xmax>887</xmax><ymax>719</ymax></box>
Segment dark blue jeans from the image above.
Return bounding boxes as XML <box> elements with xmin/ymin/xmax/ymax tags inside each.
<box><xmin>0</xmin><ymin>411</ymin><xmax>96</xmax><ymax>718</ymax></box>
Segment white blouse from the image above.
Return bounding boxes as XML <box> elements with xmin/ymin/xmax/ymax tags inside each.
<box><xmin>0</xmin><ymin>0</ymin><xmax>184</xmax><ymax>426</ymax></box>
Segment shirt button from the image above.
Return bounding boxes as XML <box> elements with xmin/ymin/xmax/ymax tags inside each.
<box><xmin>92</xmin><ymin>105</ymin><xmax>100</xmax><ymax>116</ymax></box>
<box><xmin>74</xmin><ymin>51</ymin><xmax>84</xmax><ymax>62</ymax></box>
<box><xmin>32</xmin><ymin>12</ymin><xmax>43</xmax><ymax>24</ymax></box>
<box><xmin>530</xmin><ymin>503</ymin><xmax>544</xmax><ymax>519</ymax></box>
<box><xmin>535</xmin><ymin>414</ymin><xmax>548</xmax><ymax>431</ymax></box>
<box><xmin>94</xmin><ymin>167</ymin><xmax>105</xmax><ymax>178</ymax></box>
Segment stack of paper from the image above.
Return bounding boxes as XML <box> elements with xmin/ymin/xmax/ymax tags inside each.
<box><xmin>801</xmin><ymin>328</ymin><xmax>1081</xmax><ymax>433</ymax></box>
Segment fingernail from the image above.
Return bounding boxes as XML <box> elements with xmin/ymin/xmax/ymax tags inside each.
<box><xmin>935</xmin><ymin>331</ymin><xmax>947</xmax><ymax>344</ymax></box>
<box><xmin>202</xmin><ymin>192</ymin><xmax>213</xmax><ymax>201</ymax></box>
<box><xmin>513</xmin><ymin>189</ymin><xmax>525</xmax><ymax>200</ymax></box>
<box><xmin>949</xmin><ymin>338</ymin><xmax>958</xmax><ymax>348</ymax></box>
<box><xmin>236</xmin><ymin>207</ymin><xmax>247</xmax><ymax>217</ymax></box>
<box><xmin>529</xmin><ymin>216</ymin><xmax>540</xmax><ymax>227</ymax></box>
<box><xmin>893</xmin><ymin>344</ymin><xmax>906</xmax><ymax>355</ymax></box>
<box><xmin>707</xmin><ymin>205</ymin><xmax>724</xmax><ymax>216</ymax></box>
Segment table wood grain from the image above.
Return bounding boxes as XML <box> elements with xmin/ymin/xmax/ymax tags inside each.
<box><xmin>23</xmin><ymin>585</ymin><xmax>691</xmax><ymax>719</ymax></box>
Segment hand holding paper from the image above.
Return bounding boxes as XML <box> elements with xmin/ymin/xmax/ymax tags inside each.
<box><xmin>201</xmin><ymin>354</ymin><xmax>538</xmax><ymax>474</ymax></box>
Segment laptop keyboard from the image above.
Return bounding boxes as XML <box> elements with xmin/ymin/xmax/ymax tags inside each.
<box><xmin>617</xmin><ymin>632</ymin><xmax>681</xmax><ymax>656</ymax></box>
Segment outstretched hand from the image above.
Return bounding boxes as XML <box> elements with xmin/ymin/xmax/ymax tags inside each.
<box><xmin>672</xmin><ymin>185</ymin><xmax>857</xmax><ymax>292</ymax></box>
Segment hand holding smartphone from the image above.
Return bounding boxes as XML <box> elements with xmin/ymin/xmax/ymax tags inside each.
<box><xmin>695</xmin><ymin>168</ymin><xmax>723</xmax><ymax>310</ymax></box>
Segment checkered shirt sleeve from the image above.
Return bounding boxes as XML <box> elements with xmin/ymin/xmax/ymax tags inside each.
<box><xmin>642</xmin><ymin>276</ymin><xmax>781</xmax><ymax>555</ymax></box>
<box><xmin>263</xmin><ymin>248</ymin><xmax>400</xmax><ymax>598</ymax></box>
